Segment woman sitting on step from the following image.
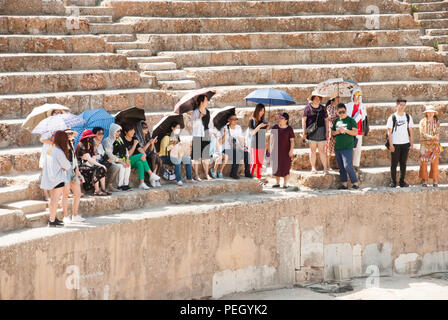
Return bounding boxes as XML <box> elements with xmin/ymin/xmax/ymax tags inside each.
<box><xmin>118</xmin><ymin>122</ymin><xmax>161</xmax><ymax>190</ymax></box>
<box><xmin>75</xmin><ymin>129</ymin><xmax>110</xmax><ymax>196</ymax></box>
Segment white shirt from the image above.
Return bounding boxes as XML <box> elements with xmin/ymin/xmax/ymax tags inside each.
<box><xmin>191</xmin><ymin>109</ymin><xmax>205</xmax><ymax>137</ymax></box>
<box><xmin>386</xmin><ymin>112</ymin><xmax>414</xmax><ymax>145</ymax></box>
<box><xmin>40</xmin><ymin>146</ymin><xmax>71</xmax><ymax>190</ymax></box>
<box><xmin>221</xmin><ymin>124</ymin><xmax>243</xmax><ymax>150</ymax></box>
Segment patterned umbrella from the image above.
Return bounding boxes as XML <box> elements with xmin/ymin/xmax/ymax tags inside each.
<box><xmin>314</xmin><ymin>78</ymin><xmax>359</xmax><ymax>98</ymax></box>
<box><xmin>31</xmin><ymin>113</ymin><xmax>85</xmax><ymax>135</ymax></box>
<box><xmin>22</xmin><ymin>103</ymin><xmax>70</xmax><ymax>131</ymax></box>
<box><xmin>71</xmin><ymin>108</ymin><xmax>115</xmax><ymax>147</ymax></box>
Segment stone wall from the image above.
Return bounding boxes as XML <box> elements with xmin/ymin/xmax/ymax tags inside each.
<box><xmin>1</xmin><ymin>187</ymin><xmax>447</xmax><ymax>299</ymax></box>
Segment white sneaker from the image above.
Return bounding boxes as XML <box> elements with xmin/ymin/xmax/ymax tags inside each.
<box><xmin>63</xmin><ymin>216</ymin><xmax>71</xmax><ymax>224</ymax></box>
<box><xmin>156</xmin><ymin>181</ymin><xmax>162</xmax><ymax>187</ymax></box>
<box><xmin>139</xmin><ymin>182</ymin><xmax>150</xmax><ymax>190</ymax></box>
<box><xmin>177</xmin><ymin>181</ymin><xmax>183</xmax><ymax>186</ymax></box>
<box><xmin>71</xmin><ymin>215</ymin><xmax>86</xmax><ymax>222</ymax></box>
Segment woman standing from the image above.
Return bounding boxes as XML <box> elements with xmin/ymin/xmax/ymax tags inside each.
<box><xmin>345</xmin><ymin>89</ymin><xmax>367</xmax><ymax>171</ymax></box>
<box><xmin>61</xmin><ymin>130</ymin><xmax>85</xmax><ymax>223</ymax></box>
<box><xmin>249</xmin><ymin>103</ymin><xmax>270</xmax><ymax>185</ymax></box>
<box><xmin>419</xmin><ymin>105</ymin><xmax>442</xmax><ymax>187</ymax></box>
<box><xmin>120</xmin><ymin>122</ymin><xmax>161</xmax><ymax>189</ymax></box>
<box><xmin>325</xmin><ymin>96</ymin><xmax>340</xmax><ymax>170</ymax></box>
<box><xmin>135</xmin><ymin>120</ymin><xmax>163</xmax><ymax>178</ymax></box>
<box><xmin>75</xmin><ymin>129</ymin><xmax>109</xmax><ymax>196</ymax></box>
<box><xmin>191</xmin><ymin>95</ymin><xmax>213</xmax><ymax>181</ymax></box>
<box><xmin>302</xmin><ymin>92</ymin><xmax>329</xmax><ymax>174</ymax></box>
<box><xmin>270</xmin><ymin>113</ymin><xmax>295</xmax><ymax>188</ymax></box>
<box><xmin>159</xmin><ymin>122</ymin><xmax>195</xmax><ymax>186</ymax></box>
<box><xmin>40</xmin><ymin>130</ymin><xmax>71</xmax><ymax>227</ymax></box>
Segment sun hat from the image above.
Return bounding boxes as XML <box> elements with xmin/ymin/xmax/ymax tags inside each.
<box><xmin>279</xmin><ymin>112</ymin><xmax>290</xmax><ymax>121</ymax></box>
<box><xmin>423</xmin><ymin>105</ymin><xmax>437</xmax><ymax>114</ymax></box>
<box><xmin>80</xmin><ymin>129</ymin><xmax>97</xmax><ymax>141</ymax></box>
<box><xmin>64</xmin><ymin>129</ymin><xmax>78</xmax><ymax>137</ymax></box>
<box><xmin>307</xmin><ymin>90</ymin><xmax>326</xmax><ymax>102</ymax></box>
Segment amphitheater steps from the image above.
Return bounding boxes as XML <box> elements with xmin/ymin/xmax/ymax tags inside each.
<box><xmin>0</xmin><ymin>53</ymin><xmax>129</xmax><ymax>72</ymax></box>
<box><xmin>0</xmin><ymin>69</ymin><xmax>144</xmax><ymax>95</ymax></box>
<box><xmin>101</xmin><ymin>34</ymin><xmax>136</xmax><ymax>42</ymax></box>
<box><xmin>0</xmin><ymin>16</ymin><xmax>90</xmax><ymax>35</ymax></box>
<box><xmin>185</xmin><ymin>62</ymin><xmax>448</xmax><ymax>87</ymax></box>
<box><xmin>105</xmin><ymin>0</ymin><xmax>410</xmax><ymax>19</ymax></box>
<box><xmin>118</xmin><ymin>14</ymin><xmax>418</xmax><ymax>34</ymax></box>
<box><xmin>0</xmin><ymin>179</ymin><xmax>262</xmax><ymax>234</ymax></box>
<box><xmin>135</xmin><ymin>29</ymin><xmax>423</xmax><ymax>51</ymax></box>
<box><xmin>2</xmin><ymin>200</ymin><xmax>47</xmax><ymax>215</ymax></box>
<box><xmin>274</xmin><ymin>164</ymin><xmax>448</xmax><ymax>189</ymax></box>
<box><xmin>159</xmin><ymin>46</ymin><xmax>445</xmax><ymax>68</ymax></box>
<box><xmin>415</xmin><ymin>11</ymin><xmax>448</xmax><ymax>20</ymax></box>
<box><xmin>65</xmin><ymin>6</ymin><xmax>114</xmax><ymax>17</ymax></box>
<box><xmin>116</xmin><ymin>49</ymin><xmax>153</xmax><ymax>57</ymax></box>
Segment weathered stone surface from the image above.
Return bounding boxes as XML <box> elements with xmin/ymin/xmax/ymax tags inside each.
<box><xmin>0</xmin><ymin>16</ymin><xmax>89</xmax><ymax>35</ymax></box>
<box><xmin>0</xmin><ymin>0</ymin><xmax>66</xmax><ymax>15</ymax></box>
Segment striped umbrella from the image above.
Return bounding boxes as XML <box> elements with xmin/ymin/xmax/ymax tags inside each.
<box><xmin>31</xmin><ymin>113</ymin><xmax>85</xmax><ymax>135</ymax></box>
<box><xmin>71</xmin><ymin>108</ymin><xmax>115</xmax><ymax>147</ymax></box>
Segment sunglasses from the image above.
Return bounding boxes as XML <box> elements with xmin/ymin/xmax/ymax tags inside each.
<box><xmin>229</xmin><ymin>118</ymin><xmax>238</xmax><ymax>121</ymax></box>
<box><xmin>142</xmin><ymin>127</ymin><xmax>149</xmax><ymax>130</ymax></box>
<box><xmin>338</xmin><ymin>111</ymin><xmax>346</xmax><ymax>114</ymax></box>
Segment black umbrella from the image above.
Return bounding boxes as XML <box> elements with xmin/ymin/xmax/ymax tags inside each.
<box><xmin>211</xmin><ymin>106</ymin><xmax>236</xmax><ymax>131</ymax></box>
<box><xmin>115</xmin><ymin>106</ymin><xmax>146</xmax><ymax>126</ymax></box>
<box><xmin>152</xmin><ymin>113</ymin><xmax>185</xmax><ymax>151</ymax></box>
<box><xmin>173</xmin><ymin>88</ymin><xmax>216</xmax><ymax>114</ymax></box>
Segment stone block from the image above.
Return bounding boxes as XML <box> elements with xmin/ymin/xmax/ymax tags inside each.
<box><xmin>324</xmin><ymin>243</ymin><xmax>353</xmax><ymax>280</ymax></box>
<box><xmin>362</xmin><ymin>243</ymin><xmax>393</xmax><ymax>276</ymax></box>
<box><xmin>394</xmin><ymin>253</ymin><xmax>423</xmax><ymax>275</ymax></box>
<box><xmin>300</xmin><ymin>226</ymin><xmax>324</xmax><ymax>268</ymax></box>
<box><xmin>276</xmin><ymin>216</ymin><xmax>300</xmax><ymax>285</ymax></box>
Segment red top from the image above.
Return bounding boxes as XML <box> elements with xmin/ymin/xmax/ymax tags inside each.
<box><xmin>351</xmin><ymin>103</ymin><xmax>363</xmax><ymax>135</ymax></box>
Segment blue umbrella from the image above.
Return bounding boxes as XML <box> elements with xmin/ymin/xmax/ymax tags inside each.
<box><xmin>72</xmin><ymin>108</ymin><xmax>115</xmax><ymax>147</ymax></box>
<box><xmin>245</xmin><ymin>88</ymin><xmax>296</xmax><ymax>106</ymax></box>
<box><xmin>32</xmin><ymin>113</ymin><xmax>85</xmax><ymax>135</ymax></box>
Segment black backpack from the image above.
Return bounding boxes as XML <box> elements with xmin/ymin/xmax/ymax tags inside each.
<box><xmin>385</xmin><ymin>113</ymin><xmax>410</xmax><ymax>150</ymax></box>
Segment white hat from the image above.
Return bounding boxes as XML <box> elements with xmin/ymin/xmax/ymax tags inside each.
<box><xmin>307</xmin><ymin>90</ymin><xmax>326</xmax><ymax>101</ymax></box>
<box><xmin>423</xmin><ymin>105</ymin><xmax>437</xmax><ymax>114</ymax></box>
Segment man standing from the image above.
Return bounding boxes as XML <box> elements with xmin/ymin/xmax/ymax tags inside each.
<box><xmin>386</xmin><ymin>98</ymin><xmax>414</xmax><ymax>188</ymax></box>
<box><xmin>346</xmin><ymin>89</ymin><xmax>367</xmax><ymax>172</ymax></box>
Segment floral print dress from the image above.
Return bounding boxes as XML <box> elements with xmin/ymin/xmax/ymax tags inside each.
<box><xmin>326</xmin><ymin>103</ymin><xmax>338</xmax><ymax>156</ymax></box>
<box><xmin>419</xmin><ymin>118</ymin><xmax>442</xmax><ymax>162</ymax></box>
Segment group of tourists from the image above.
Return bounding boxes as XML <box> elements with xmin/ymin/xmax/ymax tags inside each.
<box><xmin>39</xmin><ymin>89</ymin><xmax>442</xmax><ymax>227</ymax></box>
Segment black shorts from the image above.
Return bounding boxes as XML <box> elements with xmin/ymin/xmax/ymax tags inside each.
<box><xmin>54</xmin><ymin>182</ymin><xmax>65</xmax><ymax>189</ymax></box>
<box><xmin>191</xmin><ymin>136</ymin><xmax>211</xmax><ymax>161</ymax></box>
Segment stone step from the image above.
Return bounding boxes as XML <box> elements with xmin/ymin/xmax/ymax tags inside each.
<box><xmin>146</xmin><ymin>70</ymin><xmax>188</xmax><ymax>81</ymax></box>
<box><xmin>0</xmin><ymin>16</ymin><xmax>90</xmax><ymax>35</ymax></box>
<box><xmin>207</xmin><ymin>82</ymin><xmax>448</xmax><ymax>108</ymax></box>
<box><xmin>186</xmin><ymin>62</ymin><xmax>448</xmax><ymax>87</ymax></box>
<box><xmin>140</xmin><ymin>75</ymin><xmax>158</xmax><ymax>89</ymax></box>
<box><xmin>3</xmin><ymin>179</ymin><xmax>261</xmax><ymax>233</ymax></box>
<box><xmin>2</xmin><ymin>200</ymin><xmax>47</xmax><ymax>215</ymax></box>
<box><xmin>284</xmin><ymin>164</ymin><xmax>448</xmax><ymax>190</ymax></box>
<box><xmin>101</xmin><ymin>33</ymin><xmax>136</xmax><ymax>42</ymax></box>
<box><xmin>420</xmin><ymin>18</ymin><xmax>448</xmax><ymax>28</ymax></box>
<box><xmin>120</xmin><ymin>14</ymin><xmax>418</xmax><ymax>34</ymax></box>
<box><xmin>136</xmin><ymin>29</ymin><xmax>422</xmax><ymax>52</ymax></box>
<box><xmin>159</xmin><ymin>80</ymin><xmax>197</xmax><ymax>90</ymax></box>
<box><xmin>0</xmin><ymin>53</ymin><xmax>128</xmax><ymax>72</ymax></box>
<box><xmin>0</xmin><ymin>69</ymin><xmax>142</xmax><ymax>95</ymax></box>
<box><xmin>0</xmin><ymin>88</ymin><xmax>178</xmax><ymax>120</ymax></box>
<box><xmin>0</xmin><ymin>35</ymin><xmax>113</xmax><ymax>54</ymax></box>
<box><xmin>0</xmin><ymin>185</ymin><xmax>30</xmax><ymax>205</ymax></box>
<box><xmin>0</xmin><ymin>0</ymin><xmax>66</xmax><ymax>15</ymax></box>
<box><xmin>291</xmin><ymin>143</ymin><xmax>448</xmax><ymax>171</ymax></box>
<box><xmin>66</xmin><ymin>6</ymin><xmax>114</xmax><ymax>17</ymax></box>
<box><xmin>415</xmin><ymin>11</ymin><xmax>448</xmax><ymax>20</ymax></box>
<box><xmin>67</xmin><ymin>0</ymin><xmax>97</xmax><ymax>6</ymax></box>
<box><xmin>127</xmin><ymin>56</ymin><xmax>174</xmax><ymax>69</ymax></box>
<box><xmin>161</xmin><ymin>46</ymin><xmax>445</xmax><ymax>68</ymax></box>
<box><xmin>106</xmin><ymin>0</ymin><xmax>409</xmax><ymax>19</ymax></box>
<box><xmin>0</xmin><ymin>208</ymin><xmax>24</xmax><ymax>233</ymax></box>
<box><xmin>112</xmin><ymin>41</ymin><xmax>152</xmax><ymax>51</ymax></box>
<box><xmin>138</xmin><ymin>62</ymin><xmax>177</xmax><ymax>71</ymax></box>
<box><xmin>84</xmin><ymin>15</ymin><xmax>113</xmax><ymax>23</ymax></box>
<box><xmin>422</xmin><ymin>35</ymin><xmax>448</xmax><ymax>46</ymax></box>
<box><xmin>406</xmin><ymin>0</ymin><xmax>440</xmax><ymax>3</ymax></box>
<box><xmin>89</xmin><ymin>23</ymin><xmax>135</xmax><ymax>34</ymax></box>
<box><xmin>411</xmin><ymin>2</ymin><xmax>448</xmax><ymax>12</ymax></box>
<box><xmin>439</xmin><ymin>44</ymin><xmax>448</xmax><ymax>51</ymax></box>
<box><xmin>425</xmin><ymin>28</ymin><xmax>448</xmax><ymax>36</ymax></box>
<box><xmin>116</xmin><ymin>49</ymin><xmax>153</xmax><ymax>57</ymax></box>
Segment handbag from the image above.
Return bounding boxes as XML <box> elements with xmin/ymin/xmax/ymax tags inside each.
<box><xmin>305</xmin><ymin>107</ymin><xmax>320</xmax><ymax>136</ymax></box>
<box><xmin>362</xmin><ymin>116</ymin><xmax>369</xmax><ymax>136</ymax></box>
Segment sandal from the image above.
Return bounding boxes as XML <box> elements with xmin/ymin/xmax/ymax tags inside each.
<box><xmin>102</xmin><ymin>189</ymin><xmax>112</xmax><ymax>195</ymax></box>
<box><xmin>433</xmin><ymin>183</ymin><xmax>439</xmax><ymax>188</ymax></box>
<box><xmin>272</xmin><ymin>184</ymin><xmax>280</xmax><ymax>188</ymax></box>
<box><xmin>94</xmin><ymin>191</ymin><xmax>107</xmax><ymax>197</ymax></box>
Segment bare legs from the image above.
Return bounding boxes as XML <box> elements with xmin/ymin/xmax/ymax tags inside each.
<box><xmin>309</xmin><ymin>141</ymin><xmax>328</xmax><ymax>173</ymax></box>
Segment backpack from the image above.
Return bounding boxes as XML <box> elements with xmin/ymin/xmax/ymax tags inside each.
<box><xmin>385</xmin><ymin>113</ymin><xmax>410</xmax><ymax>150</ymax></box>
